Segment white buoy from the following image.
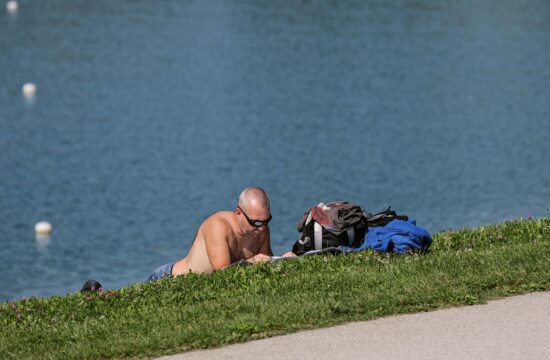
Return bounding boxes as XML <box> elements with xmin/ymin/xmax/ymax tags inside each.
<box><xmin>22</xmin><ymin>83</ymin><xmax>36</xmax><ymax>98</ymax></box>
<box><xmin>35</xmin><ymin>221</ymin><xmax>52</xmax><ymax>236</ymax></box>
<box><xmin>6</xmin><ymin>1</ymin><xmax>18</xmax><ymax>13</ymax></box>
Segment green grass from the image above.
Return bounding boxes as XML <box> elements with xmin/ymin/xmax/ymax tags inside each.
<box><xmin>1</xmin><ymin>218</ymin><xmax>549</xmax><ymax>359</ymax></box>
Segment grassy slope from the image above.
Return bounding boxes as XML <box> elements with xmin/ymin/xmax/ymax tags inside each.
<box><xmin>1</xmin><ymin>218</ymin><xmax>549</xmax><ymax>359</ymax></box>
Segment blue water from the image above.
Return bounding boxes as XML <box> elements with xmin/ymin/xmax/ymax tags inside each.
<box><xmin>1</xmin><ymin>0</ymin><xmax>549</xmax><ymax>302</ymax></box>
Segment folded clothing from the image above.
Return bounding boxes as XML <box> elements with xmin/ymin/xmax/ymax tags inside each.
<box><xmin>340</xmin><ymin>219</ymin><xmax>432</xmax><ymax>253</ymax></box>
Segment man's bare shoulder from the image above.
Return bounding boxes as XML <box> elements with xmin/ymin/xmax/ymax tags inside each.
<box><xmin>201</xmin><ymin>211</ymin><xmax>235</xmax><ymax>234</ymax></box>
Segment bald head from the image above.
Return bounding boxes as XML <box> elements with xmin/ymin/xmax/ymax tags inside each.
<box><xmin>238</xmin><ymin>187</ymin><xmax>270</xmax><ymax>212</ymax></box>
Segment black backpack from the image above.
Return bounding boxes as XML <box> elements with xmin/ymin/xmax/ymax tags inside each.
<box><xmin>292</xmin><ymin>202</ymin><xmax>368</xmax><ymax>255</ymax></box>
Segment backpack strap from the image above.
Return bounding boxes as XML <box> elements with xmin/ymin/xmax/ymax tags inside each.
<box><xmin>346</xmin><ymin>227</ymin><xmax>355</xmax><ymax>246</ymax></box>
<box><xmin>314</xmin><ymin>222</ymin><xmax>323</xmax><ymax>250</ymax></box>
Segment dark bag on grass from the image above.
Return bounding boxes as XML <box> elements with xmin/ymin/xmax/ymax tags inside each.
<box><xmin>292</xmin><ymin>201</ymin><xmax>368</xmax><ymax>255</ymax></box>
<box><xmin>364</xmin><ymin>206</ymin><xmax>409</xmax><ymax>227</ymax></box>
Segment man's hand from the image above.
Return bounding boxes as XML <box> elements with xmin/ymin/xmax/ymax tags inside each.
<box><xmin>282</xmin><ymin>251</ymin><xmax>296</xmax><ymax>257</ymax></box>
<box><xmin>248</xmin><ymin>253</ymin><xmax>271</xmax><ymax>263</ymax></box>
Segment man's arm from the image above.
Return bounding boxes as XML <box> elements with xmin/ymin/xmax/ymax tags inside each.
<box><xmin>203</xmin><ymin>219</ymin><xmax>233</xmax><ymax>271</ymax></box>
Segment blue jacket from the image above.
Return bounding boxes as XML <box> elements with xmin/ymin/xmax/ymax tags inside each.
<box><xmin>345</xmin><ymin>219</ymin><xmax>432</xmax><ymax>253</ymax></box>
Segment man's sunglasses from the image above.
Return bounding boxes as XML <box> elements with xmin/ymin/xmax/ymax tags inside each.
<box><xmin>237</xmin><ymin>206</ymin><xmax>272</xmax><ymax>228</ymax></box>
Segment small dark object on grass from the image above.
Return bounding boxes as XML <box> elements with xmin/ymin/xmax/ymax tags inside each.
<box><xmin>81</xmin><ymin>280</ymin><xmax>103</xmax><ymax>292</ymax></box>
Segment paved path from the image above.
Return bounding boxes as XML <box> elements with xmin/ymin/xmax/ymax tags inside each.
<box><xmin>156</xmin><ymin>292</ymin><xmax>550</xmax><ymax>360</ymax></box>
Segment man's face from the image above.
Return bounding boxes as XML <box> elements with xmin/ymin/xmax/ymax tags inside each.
<box><xmin>237</xmin><ymin>205</ymin><xmax>271</xmax><ymax>235</ymax></box>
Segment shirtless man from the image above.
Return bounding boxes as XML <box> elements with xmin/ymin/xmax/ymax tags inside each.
<box><xmin>147</xmin><ymin>187</ymin><xmax>275</xmax><ymax>281</ymax></box>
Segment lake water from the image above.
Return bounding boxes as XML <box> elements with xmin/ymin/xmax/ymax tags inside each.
<box><xmin>1</xmin><ymin>0</ymin><xmax>549</xmax><ymax>302</ymax></box>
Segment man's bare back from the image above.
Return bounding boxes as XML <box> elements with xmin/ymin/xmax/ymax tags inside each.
<box><xmin>147</xmin><ymin>187</ymin><xmax>275</xmax><ymax>281</ymax></box>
